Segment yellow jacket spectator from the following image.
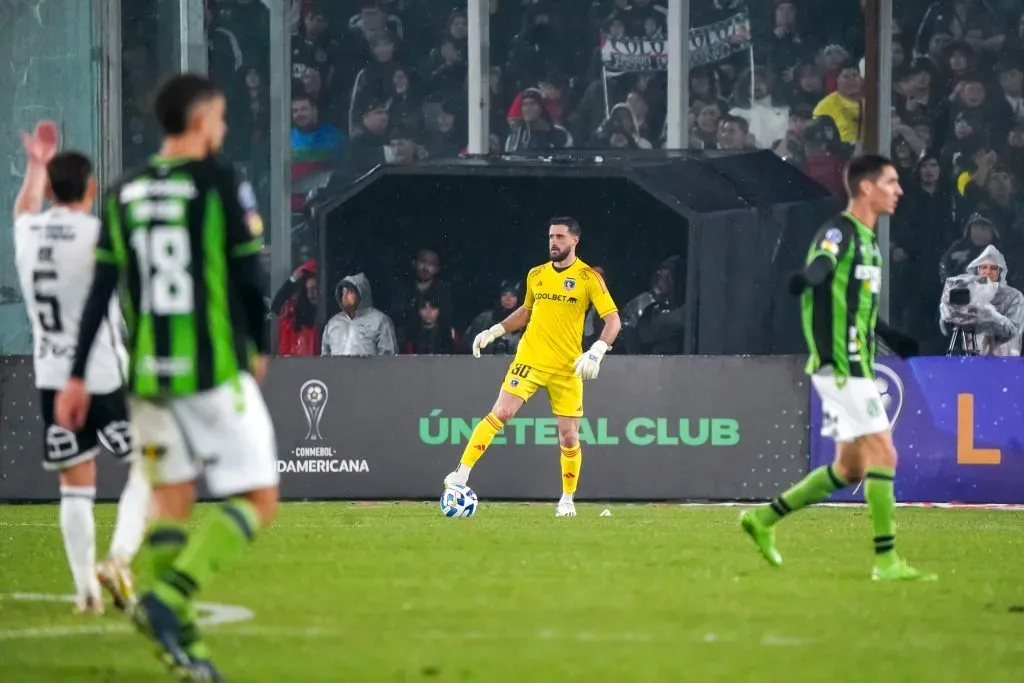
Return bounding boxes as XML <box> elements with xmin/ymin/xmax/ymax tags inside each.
<box><xmin>813</xmin><ymin>64</ymin><xmax>863</xmax><ymax>144</ymax></box>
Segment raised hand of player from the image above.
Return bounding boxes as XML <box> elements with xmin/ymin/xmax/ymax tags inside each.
<box><xmin>21</xmin><ymin>120</ymin><xmax>58</xmax><ymax>166</ymax></box>
<box><xmin>574</xmin><ymin>340</ymin><xmax>609</xmax><ymax>381</ymax></box>
<box><xmin>472</xmin><ymin>324</ymin><xmax>506</xmax><ymax>358</ymax></box>
<box><xmin>55</xmin><ymin>379</ymin><xmax>91</xmax><ymax>432</ymax></box>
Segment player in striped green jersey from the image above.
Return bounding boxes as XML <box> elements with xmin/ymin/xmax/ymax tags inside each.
<box><xmin>58</xmin><ymin>73</ymin><xmax>279</xmax><ymax>680</ymax></box>
<box><xmin>740</xmin><ymin>154</ymin><xmax>936</xmax><ymax>582</ymax></box>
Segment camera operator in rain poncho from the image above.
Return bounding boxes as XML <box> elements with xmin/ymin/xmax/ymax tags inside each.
<box><xmin>939</xmin><ymin>245</ymin><xmax>1024</xmax><ymax>356</ymax></box>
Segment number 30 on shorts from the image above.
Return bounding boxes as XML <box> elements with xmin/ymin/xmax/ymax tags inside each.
<box><xmin>510</xmin><ymin>363</ymin><xmax>532</xmax><ymax>379</ymax></box>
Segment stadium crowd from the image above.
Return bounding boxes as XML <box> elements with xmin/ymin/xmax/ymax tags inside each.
<box><xmin>121</xmin><ymin>0</ymin><xmax>1024</xmax><ymax>357</ymax></box>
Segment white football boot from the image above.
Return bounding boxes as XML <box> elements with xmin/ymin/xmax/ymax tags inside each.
<box><xmin>97</xmin><ymin>555</ymin><xmax>137</xmax><ymax>613</ymax></box>
<box><xmin>443</xmin><ymin>464</ymin><xmax>471</xmax><ymax>488</ymax></box>
<box><xmin>555</xmin><ymin>496</ymin><xmax>577</xmax><ymax>517</ymax></box>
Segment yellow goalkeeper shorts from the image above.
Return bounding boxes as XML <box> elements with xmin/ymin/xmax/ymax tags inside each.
<box><xmin>501</xmin><ymin>360</ymin><xmax>584</xmax><ymax>418</ymax></box>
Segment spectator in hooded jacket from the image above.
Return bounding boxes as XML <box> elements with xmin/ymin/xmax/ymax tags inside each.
<box><xmin>322</xmin><ymin>273</ymin><xmax>397</xmax><ymax>356</ymax></box>
<box><xmin>507</xmin><ymin>71</ymin><xmax>568</xmax><ymax>127</ymax></box>
<box><xmin>272</xmin><ymin>260</ymin><xmax>320</xmax><ymax>357</ymax></box>
<box><xmin>505</xmin><ymin>88</ymin><xmax>572</xmax><ymax>152</ymax></box>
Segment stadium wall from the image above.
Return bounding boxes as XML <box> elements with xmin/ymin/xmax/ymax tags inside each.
<box><xmin>2</xmin><ymin>356</ymin><xmax>1019</xmax><ymax>503</ymax></box>
<box><xmin>0</xmin><ymin>355</ymin><xmax>810</xmax><ymax>502</ymax></box>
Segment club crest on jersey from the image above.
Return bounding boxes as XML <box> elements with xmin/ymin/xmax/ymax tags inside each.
<box><xmin>563</xmin><ymin>277</ymin><xmax>576</xmax><ymax>292</ymax></box>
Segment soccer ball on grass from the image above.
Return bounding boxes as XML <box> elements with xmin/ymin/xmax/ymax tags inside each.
<box><xmin>440</xmin><ymin>484</ymin><xmax>478</xmax><ymax>518</ymax></box>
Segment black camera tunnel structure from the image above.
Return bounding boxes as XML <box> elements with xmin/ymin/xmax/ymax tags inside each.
<box><xmin>310</xmin><ymin>150</ymin><xmax>838</xmax><ymax>355</ymax></box>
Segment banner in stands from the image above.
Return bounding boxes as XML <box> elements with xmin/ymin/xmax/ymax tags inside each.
<box><xmin>600</xmin><ymin>12</ymin><xmax>752</xmax><ymax>73</ymax></box>
<box><xmin>809</xmin><ymin>358</ymin><xmax>1024</xmax><ymax>504</ymax></box>
<box><xmin>0</xmin><ymin>355</ymin><xmax>810</xmax><ymax>502</ymax></box>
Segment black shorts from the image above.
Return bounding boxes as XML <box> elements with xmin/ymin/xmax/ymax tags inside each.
<box><xmin>40</xmin><ymin>388</ymin><xmax>133</xmax><ymax>471</ymax></box>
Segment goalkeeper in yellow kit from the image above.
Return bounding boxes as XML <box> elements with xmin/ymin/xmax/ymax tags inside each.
<box><xmin>443</xmin><ymin>217</ymin><xmax>621</xmax><ymax>516</ymax></box>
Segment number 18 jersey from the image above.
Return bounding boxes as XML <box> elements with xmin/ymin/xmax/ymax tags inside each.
<box><xmin>97</xmin><ymin>156</ymin><xmax>265</xmax><ymax>398</ymax></box>
<box><xmin>14</xmin><ymin>207</ymin><xmax>127</xmax><ymax>393</ymax></box>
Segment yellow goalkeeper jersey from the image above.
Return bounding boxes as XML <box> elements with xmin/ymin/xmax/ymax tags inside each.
<box><xmin>515</xmin><ymin>258</ymin><xmax>618</xmax><ymax>376</ymax></box>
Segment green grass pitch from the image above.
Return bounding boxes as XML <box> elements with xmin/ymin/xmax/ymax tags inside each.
<box><xmin>1</xmin><ymin>502</ymin><xmax>1022</xmax><ymax>682</ymax></box>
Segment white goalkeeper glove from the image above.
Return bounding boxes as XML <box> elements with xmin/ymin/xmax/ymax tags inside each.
<box><xmin>574</xmin><ymin>340</ymin><xmax>609</xmax><ymax>380</ymax></box>
<box><xmin>472</xmin><ymin>324</ymin><xmax>506</xmax><ymax>358</ymax></box>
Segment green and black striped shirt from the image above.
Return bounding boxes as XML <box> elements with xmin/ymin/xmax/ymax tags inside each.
<box><xmin>92</xmin><ymin>156</ymin><xmax>266</xmax><ymax>397</ymax></box>
<box><xmin>801</xmin><ymin>211</ymin><xmax>883</xmax><ymax>379</ymax></box>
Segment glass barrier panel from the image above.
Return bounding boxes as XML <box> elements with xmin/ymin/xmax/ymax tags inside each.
<box><xmin>0</xmin><ymin>1</ymin><xmax>101</xmax><ymax>354</ymax></box>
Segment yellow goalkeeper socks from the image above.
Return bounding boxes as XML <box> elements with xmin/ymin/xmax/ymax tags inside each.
<box><xmin>459</xmin><ymin>412</ymin><xmax>504</xmax><ymax>467</ymax></box>
<box><xmin>560</xmin><ymin>444</ymin><xmax>582</xmax><ymax>494</ymax></box>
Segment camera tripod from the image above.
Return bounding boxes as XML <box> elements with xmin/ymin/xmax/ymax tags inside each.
<box><xmin>947</xmin><ymin>326</ymin><xmax>979</xmax><ymax>356</ymax></box>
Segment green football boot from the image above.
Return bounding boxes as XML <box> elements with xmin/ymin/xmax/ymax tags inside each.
<box><xmin>871</xmin><ymin>556</ymin><xmax>938</xmax><ymax>582</ymax></box>
<box><xmin>740</xmin><ymin>509</ymin><xmax>783</xmax><ymax>567</ymax></box>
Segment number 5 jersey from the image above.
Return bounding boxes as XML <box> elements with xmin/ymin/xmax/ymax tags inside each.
<box><xmin>14</xmin><ymin>207</ymin><xmax>127</xmax><ymax>393</ymax></box>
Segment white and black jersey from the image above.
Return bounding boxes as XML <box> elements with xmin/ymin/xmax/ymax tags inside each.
<box><xmin>14</xmin><ymin>207</ymin><xmax>127</xmax><ymax>393</ymax></box>
<box><xmin>14</xmin><ymin>207</ymin><xmax>131</xmax><ymax>470</ymax></box>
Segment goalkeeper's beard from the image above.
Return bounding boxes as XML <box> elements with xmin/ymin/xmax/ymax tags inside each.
<box><xmin>550</xmin><ymin>246</ymin><xmax>571</xmax><ymax>262</ymax></box>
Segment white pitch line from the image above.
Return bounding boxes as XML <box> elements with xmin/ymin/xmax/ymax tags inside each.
<box><xmin>0</xmin><ymin>522</ymin><xmax>116</xmax><ymax>528</ymax></box>
<box><xmin>0</xmin><ymin>593</ymin><xmax>253</xmax><ymax>639</ymax></box>
<box><xmin>216</xmin><ymin>626</ymin><xmax>813</xmax><ymax>647</ymax></box>
<box><xmin>0</xmin><ymin>608</ymin><xmax>812</xmax><ymax>648</ymax></box>
<box><xmin>0</xmin><ymin>624</ymin><xmax>131</xmax><ymax>640</ymax></box>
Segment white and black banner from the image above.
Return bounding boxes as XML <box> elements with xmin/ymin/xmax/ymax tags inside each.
<box><xmin>600</xmin><ymin>11</ymin><xmax>752</xmax><ymax>74</ymax></box>
<box><xmin>690</xmin><ymin>11</ymin><xmax>752</xmax><ymax>68</ymax></box>
<box><xmin>600</xmin><ymin>37</ymin><xmax>669</xmax><ymax>73</ymax></box>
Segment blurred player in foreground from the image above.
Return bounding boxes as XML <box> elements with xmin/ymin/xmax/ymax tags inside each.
<box><xmin>12</xmin><ymin>122</ymin><xmax>150</xmax><ymax>614</ymax></box>
<box><xmin>443</xmin><ymin>217</ymin><xmax>621</xmax><ymax>516</ymax></box>
<box><xmin>57</xmin><ymin>73</ymin><xmax>278</xmax><ymax>681</ymax></box>
<box><xmin>740</xmin><ymin>154</ymin><xmax>936</xmax><ymax>581</ymax></box>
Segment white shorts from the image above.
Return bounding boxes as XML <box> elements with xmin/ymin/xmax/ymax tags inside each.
<box><xmin>130</xmin><ymin>373</ymin><xmax>279</xmax><ymax>498</ymax></box>
<box><xmin>811</xmin><ymin>372</ymin><xmax>891</xmax><ymax>443</ymax></box>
